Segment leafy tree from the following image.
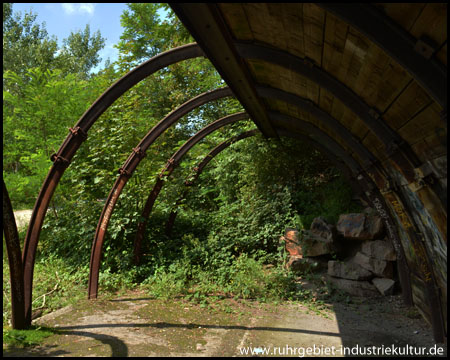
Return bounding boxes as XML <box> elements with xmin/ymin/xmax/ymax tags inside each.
<box><xmin>3</xmin><ymin>4</ymin><xmax>108</xmax><ymax>207</ymax></box>
<box><xmin>3</xmin><ymin>3</ymin><xmax>106</xmax><ymax>83</ymax></box>
<box><xmin>115</xmin><ymin>3</ymin><xmax>191</xmax><ymax>68</ymax></box>
<box><xmin>54</xmin><ymin>24</ymin><xmax>106</xmax><ymax>78</ymax></box>
<box><xmin>3</xmin><ymin>3</ymin><xmax>58</xmax><ymax>81</ymax></box>
<box><xmin>3</xmin><ymin>67</ymin><xmax>107</xmax><ymax>207</ymax></box>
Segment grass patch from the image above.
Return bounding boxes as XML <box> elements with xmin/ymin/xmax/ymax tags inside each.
<box><xmin>3</xmin><ymin>233</ymin><xmax>136</xmax><ymax>327</ymax></box>
<box><xmin>3</xmin><ymin>325</ymin><xmax>59</xmax><ymax>348</ymax></box>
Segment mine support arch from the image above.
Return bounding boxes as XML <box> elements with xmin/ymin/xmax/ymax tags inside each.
<box><xmin>85</xmin><ymin>99</ymin><xmax>444</xmax><ymax>341</ymax></box>
<box><xmin>131</xmin><ymin>112</ymin><xmax>250</xmax><ymax>266</ymax></box>
<box><xmin>9</xmin><ymin>5</ymin><xmax>445</xmax><ymax>341</ymax></box>
<box><xmin>133</xmin><ymin>85</ymin><xmax>379</xmax><ymax>265</ymax></box>
<box><xmin>20</xmin><ymin>43</ymin><xmax>206</xmax><ymax>326</ymax></box>
<box><xmin>19</xmin><ymin>41</ymin><xmax>445</xmax><ymax>323</ymax></box>
<box><xmin>88</xmin><ymin>88</ymin><xmax>240</xmax><ymax>299</ymax></box>
<box><xmin>171</xmin><ymin>4</ymin><xmax>447</xmax><ymax>340</ymax></box>
<box><xmin>234</xmin><ymin>42</ymin><xmax>447</xmax><ymax>213</ymax></box>
<box><xmin>88</xmin><ymin>110</ymin><xmax>252</xmax><ymax>299</ymax></box>
<box><xmin>91</xmin><ymin>99</ymin><xmax>411</xmax><ymax>309</ymax></box>
<box><xmin>10</xmin><ymin>45</ymin><xmax>442</xmax><ymax>340</ymax></box>
<box><xmin>84</xmin><ymin>69</ymin><xmax>413</xmax><ymax>308</ymax></box>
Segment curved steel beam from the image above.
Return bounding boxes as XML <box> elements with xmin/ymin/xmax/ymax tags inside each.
<box><xmin>255</xmin><ymin>85</ymin><xmax>377</xmax><ymax>167</ymax></box>
<box><xmin>3</xmin><ymin>180</ymin><xmax>26</xmax><ymax>329</ymax></box>
<box><xmin>21</xmin><ymin>43</ymin><xmax>205</xmax><ymax>325</ymax></box>
<box><xmin>89</xmin><ymin>109</ymin><xmax>247</xmax><ymax>298</ymax></box>
<box><xmin>318</xmin><ymin>3</ymin><xmax>447</xmax><ymax>108</ymax></box>
<box><xmin>236</xmin><ymin>41</ymin><xmax>447</xmax><ymax>228</ymax></box>
<box><xmin>246</xmin><ymin>45</ymin><xmax>446</xmax><ymax>211</ymax></box>
<box><xmin>88</xmin><ymin>87</ymin><xmax>235</xmax><ymax>299</ymax></box>
<box><xmin>234</xmin><ymin>41</ymin><xmax>401</xmax><ymax>147</ymax></box>
<box><xmin>132</xmin><ymin>112</ymin><xmax>249</xmax><ymax>265</ymax></box>
<box><xmin>162</xmin><ymin>126</ymin><xmax>413</xmax><ymax>308</ymax></box>
<box><xmin>165</xmin><ymin>130</ymin><xmax>259</xmax><ymax>236</ymax></box>
<box><xmin>234</xmin><ymin>41</ymin><xmax>427</xmax><ymax>178</ymax></box>
<box><xmin>136</xmin><ymin>102</ymin><xmax>387</xmax><ymax>265</ymax></box>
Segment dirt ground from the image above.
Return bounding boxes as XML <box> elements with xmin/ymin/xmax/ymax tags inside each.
<box><xmin>3</xmin><ymin>285</ymin><xmax>447</xmax><ymax>357</ymax></box>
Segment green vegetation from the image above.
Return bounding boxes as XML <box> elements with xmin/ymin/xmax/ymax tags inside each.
<box><xmin>3</xmin><ymin>3</ymin><xmax>361</xmax><ymax>336</ymax></box>
<box><xmin>3</xmin><ymin>326</ymin><xmax>58</xmax><ymax>348</ymax></box>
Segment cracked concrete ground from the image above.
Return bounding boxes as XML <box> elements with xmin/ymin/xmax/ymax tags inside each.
<box><xmin>3</xmin><ymin>289</ymin><xmax>446</xmax><ymax>357</ymax></box>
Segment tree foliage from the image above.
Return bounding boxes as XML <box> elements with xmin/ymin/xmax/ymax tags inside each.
<box><xmin>3</xmin><ymin>3</ymin><xmax>106</xmax><ymax>83</ymax></box>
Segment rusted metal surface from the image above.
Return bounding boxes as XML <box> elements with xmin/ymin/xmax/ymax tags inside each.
<box><xmin>133</xmin><ymin>112</ymin><xmax>249</xmax><ymax>265</ymax></box>
<box><xmin>3</xmin><ymin>180</ymin><xmax>26</xmax><ymax>329</ymax></box>
<box><xmin>318</xmin><ymin>3</ymin><xmax>447</xmax><ymax>108</ymax></box>
<box><xmin>170</xmin><ymin>3</ymin><xmax>278</xmax><ymax>138</ymax></box>
<box><xmin>22</xmin><ymin>43</ymin><xmax>205</xmax><ymax>324</ymax></box>
<box><xmin>382</xmin><ymin>190</ymin><xmax>446</xmax><ymax>343</ymax></box>
<box><xmin>165</xmin><ymin>130</ymin><xmax>259</xmax><ymax>236</ymax></box>
<box><xmin>356</xmin><ymin>178</ymin><xmax>413</xmax><ymax>307</ymax></box>
<box><xmin>88</xmin><ymin>89</ymin><xmax>236</xmax><ymax>299</ymax></box>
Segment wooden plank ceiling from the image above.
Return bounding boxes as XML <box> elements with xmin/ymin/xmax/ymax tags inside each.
<box><xmin>171</xmin><ymin>3</ymin><xmax>447</xmax><ymax>168</ymax></box>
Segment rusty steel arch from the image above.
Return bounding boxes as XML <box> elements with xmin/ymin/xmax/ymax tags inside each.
<box><xmin>160</xmin><ymin>80</ymin><xmax>393</xmax><ymax>233</ymax></box>
<box><xmin>12</xmin><ymin>24</ymin><xmax>444</xmax><ymax>341</ymax></box>
<box><xmin>132</xmin><ymin>109</ymin><xmax>381</xmax><ymax>261</ymax></box>
<box><xmin>135</xmin><ymin>83</ymin><xmax>387</xmax><ymax>264</ymax></box>
<box><xmin>21</xmin><ymin>43</ymin><xmax>205</xmax><ymax>326</ymax></box>
<box><xmin>88</xmin><ymin>111</ymin><xmax>249</xmax><ymax>298</ymax></box>
<box><xmin>131</xmin><ymin>112</ymin><xmax>249</xmax><ymax>267</ymax></box>
<box><xmin>161</xmin><ymin>127</ymin><xmax>413</xmax><ymax>309</ymax></box>
<box><xmin>134</xmin><ymin>106</ymin><xmax>379</xmax><ymax>266</ymax></box>
<box><xmin>87</xmin><ymin>89</ymin><xmax>237</xmax><ymax>299</ymax></box>
<box><xmin>234</xmin><ymin>41</ymin><xmax>447</xmax><ymax>211</ymax></box>
<box><xmin>3</xmin><ymin>180</ymin><xmax>26</xmax><ymax>329</ymax></box>
<box><xmin>165</xmin><ymin>130</ymin><xmax>260</xmax><ymax>237</ymax></box>
<box><xmin>169</xmin><ymin>4</ymin><xmax>446</xmax><ymax>341</ymax></box>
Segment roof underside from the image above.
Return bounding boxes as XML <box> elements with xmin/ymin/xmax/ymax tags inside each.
<box><xmin>170</xmin><ymin>3</ymin><xmax>447</xmax><ymax>170</ymax></box>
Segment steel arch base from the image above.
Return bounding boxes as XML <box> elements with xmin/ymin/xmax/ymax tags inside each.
<box><xmin>3</xmin><ymin>180</ymin><xmax>26</xmax><ymax>329</ymax></box>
